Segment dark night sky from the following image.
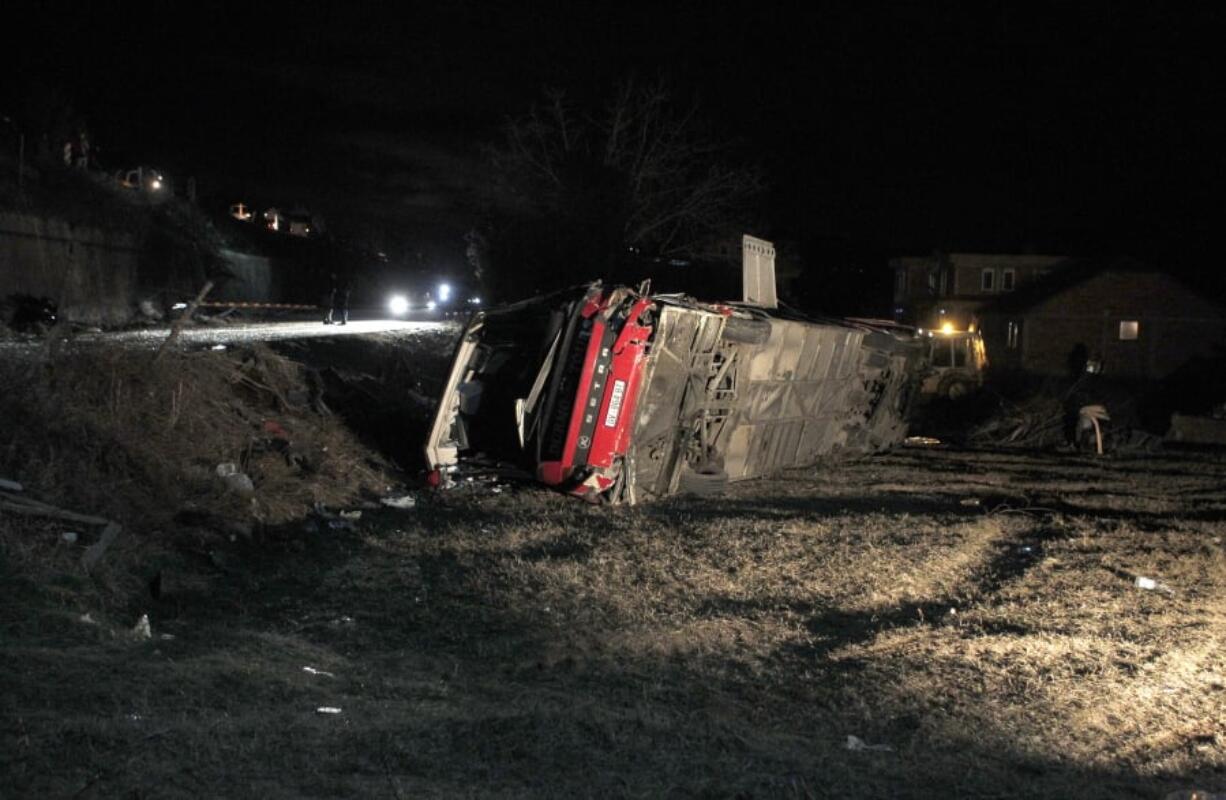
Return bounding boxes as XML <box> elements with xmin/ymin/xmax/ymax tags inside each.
<box><xmin>4</xmin><ymin>2</ymin><xmax>1224</xmax><ymax>302</ymax></box>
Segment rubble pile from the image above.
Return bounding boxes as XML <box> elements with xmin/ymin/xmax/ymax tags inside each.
<box><xmin>967</xmin><ymin>378</ymin><xmax>1162</xmax><ymax>452</ymax></box>
<box><xmin>968</xmin><ymin>392</ymin><xmax>1066</xmax><ymax>448</ymax></box>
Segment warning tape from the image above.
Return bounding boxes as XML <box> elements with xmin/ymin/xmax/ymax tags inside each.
<box><xmin>196</xmin><ymin>301</ymin><xmax>320</xmax><ymax>310</ymax></box>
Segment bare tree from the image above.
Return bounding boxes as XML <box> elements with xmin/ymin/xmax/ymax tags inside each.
<box><xmin>484</xmin><ymin>80</ymin><xmax>764</xmax><ymax>293</ymax></box>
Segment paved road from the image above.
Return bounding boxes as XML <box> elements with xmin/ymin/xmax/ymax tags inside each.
<box><xmin>1</xmin><ymin>318</ymin><xmax>462</xmax><ymax>354</ymax></box>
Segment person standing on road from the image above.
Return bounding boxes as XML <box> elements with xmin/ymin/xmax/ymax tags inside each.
<box><xmin>324</xmin><ymin>271</ymin><xmax>350</xmax><ymax>325</ymax></box>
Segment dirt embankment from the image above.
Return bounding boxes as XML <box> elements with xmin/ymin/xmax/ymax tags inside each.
<box><xmin>0</xmin><ymin>343</ymin><xmax>393</xmax><ymax>603</ymax></box>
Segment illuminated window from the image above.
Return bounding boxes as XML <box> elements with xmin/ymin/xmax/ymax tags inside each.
<box><xmin>1119</xmin><ymin>320</ymin><xmax>1139</xmax><ymax>340</ymax></box>
<box><xmin>981</xmin><ymin>269</ymin><xmax>995</xmax><ymax>291</ymax></box>
<box><xmin>1002</xmin><ymin>268</ymin><xmax>1016</xmax><ymax>291</ymax></box>
<box><xmin>1007</xmin><ymin>321</ymin><xmax>1021</xmax><ymax>349</ymax></box>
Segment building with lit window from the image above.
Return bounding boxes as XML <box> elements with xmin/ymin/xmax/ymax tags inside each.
<box><xmin>890</xmin><ymin>252</ymin><xmax>1071</xmax><ymax>331</ymax></box>
<box><xmin>977</xmin><ymin>259</ymin><xmax>1226</xmax><ymax>379</ymax></box>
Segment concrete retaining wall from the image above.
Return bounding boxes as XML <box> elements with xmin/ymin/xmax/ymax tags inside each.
<box><xmin>216</xmin><ymin>248</ymin><xmax>276</xmax><ymax>303</ymax></box>
<box><xmin>0</xmin><ymin>211</ymin><xmax>144</xmax><ymax>325</ymax></box>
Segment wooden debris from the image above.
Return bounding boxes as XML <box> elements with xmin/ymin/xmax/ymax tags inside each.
<box><xmin>155</xmin><ymin>279</ymin><xmax>214</xmax><ymax>361</ymax></box>
<box><xmin>81</xmin><ymin>522</ymin><xmax>123</xmax><ymax>574</ymax></box>
<box><xmin>0</xmin><ymin>491</ymin><xmax>111</xmax><ymax>525</ymax></box>
<box><xmin>0</xmin><ymin>489</ymin><xmax>122</xmax><ymax>572</ymax></box>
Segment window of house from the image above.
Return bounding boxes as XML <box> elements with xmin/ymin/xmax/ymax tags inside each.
<box><xmin>981</xmin><ymin>269</ymin><xmax>995</xmax><ymax>292</ymax></box>
<box><xmin>895</xmin><ymin>269</ymin><xmax>907</xmax><ymax>295</ymax></box>
<box><xmin>1119</xmin><ymin>320</ymin><xmax>1140</xmax><ymax>341</ymax></box>
<box><xmin>1002</xmin><ymin>268</ymin><xmax>1016</xmax><ymax>291</ymax></box>
<box><xmin>1007</xmin><ymin>321</ymin><xmax>1021</xmax><ymax>349</ymax></box>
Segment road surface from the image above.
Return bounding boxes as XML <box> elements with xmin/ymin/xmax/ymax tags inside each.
<box><xmin>1</xmin><ymin>318</ymin><xmax>462</xmax><ymax>355</ymax></box>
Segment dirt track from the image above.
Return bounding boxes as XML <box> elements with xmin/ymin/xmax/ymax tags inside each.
<box><xmin>3</xmin><ymin>445</ymin><xmax>1224</xmax><ymax>798</ymax></box>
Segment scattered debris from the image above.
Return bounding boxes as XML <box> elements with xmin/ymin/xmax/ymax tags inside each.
<box><xmin>338</xmin><ymin>510</ymin><xmax>362</xmax><ymax>520</ymax></box>
<box><xmin>216</xmin><ymin>463</ymin><xmax>255</xmax><ymax>496</ymax></box>
<box><xmin>1134</xmin><ymin>575</ymin><xmax>1175</xmax><ymax>596</ymax></box>
<box><xmin>130</xmin><ymin>614</ymin><xmax>152</xmax><ymax>640</ymax></box>
<box><xmin>138</xmin><ymin>299</ymin><xmax>164</xmax><ymax>321</ymax></box>
<box><xmin>903</xmin><ymin>436</ymin><xmax>942</xmax><ymax>447</ymax></box>
<box><xmin>970</xmin><ymin>394</ymin><xmax>1065</xmax><ymax>448</ymax></box>
<box><xmin>315</xmin><ymin>706</ymin><xmax>343</xmax><ymax>715</ymax></box>
<box><xmin>959</xmin><ymin>498</ymin><xmax>981</xmax><ymax>507</ymax></box>
<box><xmin>380</xmin><ymin>494</ymin><xmax>417</xmax><ymax>509</ymax></box>
<box><xmin>61</xmin><ymin>531</ymin><xmax>80</xmax><ymax>544</ymax></box>
<box><xmin>80</xmin><ymin>521</ymin><xmax>123</xmax><ymax>574</ymax></box>
<box><xmin>303</xmin><ymin>666</ymin><xmax>336</xmax><ymax>678</ymax></box>
<box><xmin>1077</xmin><ymin>404</ymin><xmax>1110</xmax><ymax>455</ymax></box>
<box><xmin>155</xmin><ymin>279</ymin><xmax>214</xmax><ymax>360</ymax></box>
<box><xmin>0</xmin><ymin>489</ymin><xmax>111</xmax><ymax>526</ymax></box>
<box><xmin>845</xmin><ymin>735</ymin><xmax>893</xmax><ymax>753</ymax></box>
<box><xmin>78</xmin><ymin>613</ymin><xmax>96</xmax><ymax>625</ymax></box>
<box><xmin>1164</xmin><ymin>791</ymin><xmax>1226</xmax><ymax>800</ymax></box>
<box><xmin>0</xmin><ymin>477</ymin><xmax>23</xmax><ymax>492</ymax></box>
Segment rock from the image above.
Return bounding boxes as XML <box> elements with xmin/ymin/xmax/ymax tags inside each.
<box><xmin>381</xmin><ymin>494</ymin><xmax>417</xmax><ymax>509</ymax></box>
<box><xmin>130</xmin><ymin>614</ymin><xmax>152</xmax><ymax>640</ymax></box>
<box><xmin>138</xmin><ymin>299</ymin><xmax>164</xmax><ymax>320</ymax></box>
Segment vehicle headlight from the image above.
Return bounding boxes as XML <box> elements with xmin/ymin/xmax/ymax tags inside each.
<box><xmin>388</xmin><ymin>295</ymin><xmax>409</xmax><ymax>315</ymax></box>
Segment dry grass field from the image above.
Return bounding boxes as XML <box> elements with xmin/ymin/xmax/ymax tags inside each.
<box><xmin>3</xmin><ymin>441</ymin><xmax>1224</xmax><ymax>798</ymax></box>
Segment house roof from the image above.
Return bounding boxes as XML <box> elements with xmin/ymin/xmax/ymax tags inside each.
<box><xmin>980</xmin><ymin>256</ymin><xmax>1224</xmax><ymax>315</ymax></box>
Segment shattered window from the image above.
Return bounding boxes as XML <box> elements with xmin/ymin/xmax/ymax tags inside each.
<box><xmin>1119</xmin><ymin>320</ymin><xmax>1139</xmax><ymax>341</ymax></box>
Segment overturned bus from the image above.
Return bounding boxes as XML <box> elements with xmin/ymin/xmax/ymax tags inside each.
<box><xmin>425</xmin><ymin>262</ymin><xmax>928</xmax><ymax>504</ymax></box>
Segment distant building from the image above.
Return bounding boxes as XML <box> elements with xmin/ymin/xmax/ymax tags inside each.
<box><xmin>115</xmin><ymin>166</ymin><xmax>169</xmax><ymax>195</ymax></box>
<box><xmin>284</xmin><ymin>208</ymin><xmax>315</xmax><ymax>238</ymax></box>
<box><xmin>890</xmin><ymin>252</ymin><xmax>1071</xmax><ymax>331</ymax></box>
<box><xmin>259</xmin><ymin>206</ymin><xmax>318</xmax><ymax>237</ymax></box>
<box><xmin>978</xmin><ymin>260</ymin><xmax>1226</xmax><ymax>380</ymax></box>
